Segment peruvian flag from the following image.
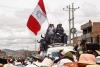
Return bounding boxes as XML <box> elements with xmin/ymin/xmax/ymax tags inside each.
<box><xmin>27</xmin><ymin>0</ymin><xmax>47</xmax><ymax>35</ymax></box>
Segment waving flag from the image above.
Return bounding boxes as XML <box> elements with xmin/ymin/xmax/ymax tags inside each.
<box><xmin>27</xmin><ymin>0</ymin><xmax>47</xmax><ymax>35</ymax></box>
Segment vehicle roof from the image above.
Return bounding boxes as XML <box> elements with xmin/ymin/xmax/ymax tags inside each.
<box><xmin>47</xmin><ymin>46</ymin><xmax>74</xmax><ymax>55</ymax></box>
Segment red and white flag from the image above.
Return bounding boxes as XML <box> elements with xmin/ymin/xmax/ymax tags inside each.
<box><xmin>27</xmin><ymin>0</ymin><xmax>47</xmax><ymax>35</ymax></box>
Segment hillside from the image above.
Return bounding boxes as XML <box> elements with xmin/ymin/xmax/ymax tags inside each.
<box><xmin>2</xmin><ymin>49</ymin><xmax>27</xmax><ymax>54</ymax></box>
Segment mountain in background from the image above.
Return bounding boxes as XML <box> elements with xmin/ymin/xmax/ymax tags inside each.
<box><xmin>2</xmin><ymin>49</ymin><xmax>28</xmax><ymax>54</ymax></box>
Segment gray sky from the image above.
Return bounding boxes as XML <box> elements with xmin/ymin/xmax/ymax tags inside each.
<box><xmin>0</xmin><ymin>0</ymin><xmax>100</xmax><ymax>50</ymax></box>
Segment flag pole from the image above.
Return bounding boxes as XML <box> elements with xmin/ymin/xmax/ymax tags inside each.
<box><xmin>47</xmin><ymin>18</ymin><xmax>49</xmax><ymax>27</ymax></box>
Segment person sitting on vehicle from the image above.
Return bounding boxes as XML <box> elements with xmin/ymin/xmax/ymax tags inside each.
<box><xmin>46</xmin><ymin>24</ymin><xmax>55</xmax><ymax>39</ymax></box>
<box><xmin>53</xmin><ymin>33</ymin><xmax>61</xmax><ymax>43</ymax></box>
<box><xmin>55</xmin><ymin>23</ymin><xmax>64</xmax><ymax>35</ymax></box>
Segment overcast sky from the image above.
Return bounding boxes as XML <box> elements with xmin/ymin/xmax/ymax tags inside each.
<box><xmin>0</xmin><ymin>0</ymin><xmax>100</xmax><ymax>50</ymax></box>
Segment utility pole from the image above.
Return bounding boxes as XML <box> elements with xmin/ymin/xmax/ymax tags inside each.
<box><xmin>63</xmin><ymin>3</ymin><xmax>79</xmax><ymax>46</ymax></box>
<box><xmin>68</xmin><ymin>5</ymin><xmax>71</xmax><ymax>45</ymax></box>
<box><xmin>72</xmin><ymin>3</ymin><xmax>79</xmax><ymax>46</ymax></box>
<box><xmin>63</xmin><ymin>5</ymin><xmax>71</xmax><ymax>45</ymax></box>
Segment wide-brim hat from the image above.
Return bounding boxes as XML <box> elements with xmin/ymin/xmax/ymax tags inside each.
<box><xmin>25</xmin><ymin>64</ymin><xmax>37</xmax><ymax>67</ymax></box>
<box><xmin>78</xmin><ymin>54</ymin><xmax>96</xmax><ymax>64</ymax></box>
<box><xmin>95</xmin><ymin>50</ymin><xmax>100</xmax><ymax>55</ymax></box>
<box><xmin>61</xmin><ymin>47</ymin><xmax>76</xmax><ymax>55</ymax></box>
<box><xmin>56</xmin><ymin>33</ymin><xmax>60</xmax><ymax>35</ymax></box>
<box><xmin>33</xmin><ymin>54</ymin><xmax>45</xmax><ymax>61</ymax></box>
<box><xmin>33</xmin><ymin>57</ymin><xmax>54</xmax><ymax>67</ymax></box>
<box><xmin>64</xmin><ymin>52</ymin><xmax>74</xmax><ymax>60</ymax></box>
<box><xmin>33</xmin><ymin>62</ymin><xmax>42</xmax><ymax>67</ymax></box>
<box><xmin>86</xmin><ymin>65</ymin><xmax>100</xmax><ymax>67</ymax></box>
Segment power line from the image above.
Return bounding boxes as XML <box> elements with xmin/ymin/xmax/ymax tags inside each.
<box><xmin>78</xmin><ymin>0</ymin><xmax>89</xmax><ymax>8</ymax></box>
<box><xmin>73</xmin><ymin>0</ymin><xmax>79</xmax><ymax>3</ymax></box>
<box><xmin>65</xmin><ymin>0</ymin><xmax>79</xmax><ymax>7</ymax></box>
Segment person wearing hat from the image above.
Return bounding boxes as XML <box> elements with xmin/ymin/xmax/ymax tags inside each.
<box><xmin>85</xmin><ymin>50</ymin><xmax>100</xmax><ymax>67</ymax></box>
<box><xmin>61</xmin><ymin>47</ymin><xmax>77</xmax><ymax>62</ymax></box>
<box><xmin>78</xmin><ymin>54</ymin><xmax>96</xmax><ymax>65</ymax></box>
<box><xmin>53</xmin><ymin>33</ymin><xmax>62</xmax><ymax>44</ymax></box>
<box><xmin>33</xmin><ymin>57</ymin><xmax>54</xmax><ymax>67</ymax></box>
<box><xmin>57</xmin><ymin>51</ymin><xmax>74</xmax><ymax>67</ymax></box>
<box><xmin>55</xmin><ymin>23</ymin><xmax>64</xmax><ymax>35</ymax></box>
<box><xmin>32</xmin><ymin>54</ymin><xmax>45</xmax><ymax>63</ymax></box>
<box><xmin>3</xmin><ymin>58</ymin><xmax>17</xmax><ymax>67</ymax></box>
<box><xmin>46</xmin><ymin>24</ymin><xmax>55</xmax><ymax>40</ymax></box>
<box><xmin>76</xmin><ymin>40</ymin><xmax>91</xmax><ymax>60</ymax></box>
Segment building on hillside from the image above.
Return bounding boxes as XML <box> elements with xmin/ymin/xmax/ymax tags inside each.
<box><xmin>81</xmin><ymin>20</ymin><xmax>100</xmax><ymax>45</ymax></box>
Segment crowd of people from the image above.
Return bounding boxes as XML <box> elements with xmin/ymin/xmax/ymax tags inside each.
<box><xmin>37</xmin><ymin>23</ymin><xmax>68</xmax><ymax>52</ymax></box>
<box><xmin>0</xmin><ymin>39</ymin><xmax>100</xmax><ymax>67</ymax></box>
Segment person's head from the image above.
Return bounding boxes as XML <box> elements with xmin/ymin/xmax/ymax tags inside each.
<box><xmin>7</xmin><ymin>58</ymin><xmax>12</xmax><ymax>63</ymax></box>
<box><xmin>87</xmin><ymin>50</ymin><xmax>93</xmax><ymax>54</ymax></box>
<box><xmin>56</xmin><ymin>33</ymin><xmax>60</xmax><ymax>37</ymax></box>
<box><xmin>80</xmin><ymin>39</ymin><xmax>87</xmax><ymax>50</ymax></box>
<box><xmin>38</xmin><ymin>56</ymin><xmax>45</xmax><ymax>62</ymax></box>
<box><xmin>64</xmin><ymin>51</ymin><xmax>74</xmax><ymax>62</ymax></box>
<box><xmin>49</xmin><ymin>24</ymin><xmax>52</xmax><ymax>27</ymax></box>
<box><xmin>33</xmin><ymin>54</ymin><xmax>44</xmax><ymax>62</ymax></box>
<box><xmin>51</xmin><ymin>24</ymin><xmax>54</xmax><ymax>27</ymax></box>
<box><xmin>59</xmin><ymin>23</ymin><xmax>62</xmax><ymax>27</ymax></box>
